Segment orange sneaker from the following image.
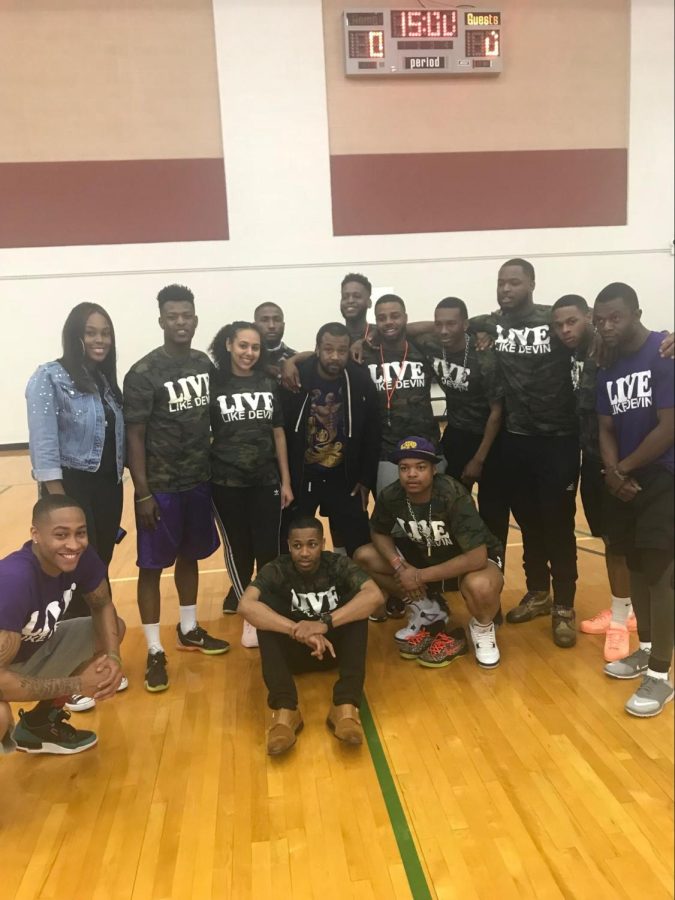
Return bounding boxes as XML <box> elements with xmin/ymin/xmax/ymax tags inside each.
<box><xmin>604</xmin><ymin>622</ymin><xmax>630</xmax><ymax>662</ymax></box>
<box><xmin>626</xmin><ymin>612</ymin><xmax>637</xmax><ymax>633</ymax></box>
<box><xmin>580</xmin><ymin>609</ymin><xmax>611</xmax><ymax>634</ymax></box>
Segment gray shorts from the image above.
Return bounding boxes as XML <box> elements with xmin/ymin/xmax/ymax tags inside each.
<box><xmin>2</xmin><ymin>619</ymin><xmax>95</xmax><ymax>756</ymax></box>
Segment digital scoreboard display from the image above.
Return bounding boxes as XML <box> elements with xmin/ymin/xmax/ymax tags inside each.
<box><xmin>343</xmin><ymin>8</ymin><xmax>503</xmax><ymax>76</ymax></box>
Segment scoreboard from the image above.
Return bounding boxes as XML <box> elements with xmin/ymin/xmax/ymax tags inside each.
<box><xmin>343</xmin><ymin>8</ymin><xmax>502</xmax><ymax>76</ymax></box>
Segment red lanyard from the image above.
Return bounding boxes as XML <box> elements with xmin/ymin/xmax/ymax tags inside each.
<box><xmin>363</xmin><ymin>323</ymin><xmax>370</xmax><ymax>342</ymax></box>
<box><xmin>379</xmin><ymin>341</ymin><xmax>408</xmax><ymax>422</ymax></box>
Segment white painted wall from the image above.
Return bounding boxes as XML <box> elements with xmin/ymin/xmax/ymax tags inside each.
<box><xmin>1</xmin><ymin>0</ymin><xmax>672</xmax><ymax>445</ymax></box>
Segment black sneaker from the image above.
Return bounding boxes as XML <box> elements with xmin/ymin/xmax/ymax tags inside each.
<box><xmin>145</xmin><ymin>650</ymin><xmax>169</xmax><ymax>693</ymax></box>
<box><xmin>13</xmin><ymin>706</ymin><xmax>97</xmax><ymax>754</ymax></box>
<box><xmin>385</xmin><ymin>596</ymin><xmax>406</xmax><ymax>619</ymax></box>
<box><xmin>176</xmin><ymin>624</ymin><xmax>230</xmax><ymax>655</ymax></box>
<box><xmin>222</xmin><ymin>587</ymin><xmax>238</xmax><ymax>615</ymax></box>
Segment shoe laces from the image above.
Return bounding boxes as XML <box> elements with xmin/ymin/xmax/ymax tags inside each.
<box><xmin>405</xmin><ymin>627</ymin><xmax>431</xmax><ymax>647</ymax></box>
<box><xmin>605</xmin><ymin>624</ymin><xmax>627</xmax><ymax>652</ymax></box>
<box><xmin>472</xmin><ymin>624</ymin><xmax>496</xmax><ymax>649</ymax></box>
<box><xmin>638</xmin><ymin>675</ymin><xmax>669</xmax><ymax>697</ymax></box>
<box><xmin>586</xmin><ymin>609</ymin><xmax>610</xmax><ymax>625</ymax></box>
<box><xmin>429</xmin><ymin>632</ymin><xmax>460</xmax><ymax>653</ymax></box>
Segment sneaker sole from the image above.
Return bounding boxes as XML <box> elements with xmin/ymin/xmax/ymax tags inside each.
<box><xmin>475</xmin><ymin>655</ymin><xmax>500</xmax><ymax>668</ymax></box>
<box><xmin>222</xmin><ymin>609</ymin><xmax>238</xmax><ymax>616</ymax></box>
<box><xmin>394</xmin><ymin>616</ymin><xmax>448</xmax><ymax>642</ymax></box>
<box><xmin>145</xmin><ymin>681</ymin><xmax>169</xmax><ymax>693</ymax></box>
<box><xmin>175</xmin><ymin>643</ymin><xmax>230</xmax><ymax>655</ymax></box>
<box><xmin>64</xmin><ymin>701</ymin><xmax>96</xmax><ymax>712</ymax></box>
<box><xmin>15</xmin><ymin>736</ymin><xmax>98</xmax><ymax>755</ymax></box>
<box><xmin>626</xmin><ymin>693</ymin><xmax>674</xmax><ymax>718</ymax></box>
<box><xmin>399</xmin><ymin>648</ymin><xmax>430</xmax><ymax>660</ymax></box>
<box><xmin>604</xmin><ymin>667</ymin><xmax>648</xmax><ymax>681</ymax></box>
<box><xmin>417</xmin><ymin>648</ymin><xmax>468</xmax><ymax>668</ymax></box>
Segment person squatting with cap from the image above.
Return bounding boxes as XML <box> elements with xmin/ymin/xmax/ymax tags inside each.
<box><xmin>354</xmin><ymin>436</ymin><xmax>505</xmax><ymax>669</ymax></box>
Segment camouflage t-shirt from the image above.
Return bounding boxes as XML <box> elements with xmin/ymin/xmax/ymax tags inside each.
<box><xmin>472</xmin><ymin>306</ymin><xmax>577</xmax><ymax>437</ymax></box>
<box><xmin>210</xmin><ymin>371</ymin><xmax>284</xmax><ymax>487</ymax></box>
<box><xmin>123</xmin><ymin>346</ymin><xmax>212</xmax><ymax>492</ymax></box>
<box><xmin>370</xmin><ymin>473</ymin><xmax>503</xmax><ymax>566</ymax></box>
<box><xmin>251</xmin><ymin>552</ymin><xmax>370</xmax><ymax>622</ymax></box>
<box><xmin>415</xmin><ymin>334</ymin><xmax>503</xmax><ymax>434</ymax></box>
<box><xmin>361</xmin><ymin>339</ymin><xmax>439</xmax><ymax>458</ymax></box>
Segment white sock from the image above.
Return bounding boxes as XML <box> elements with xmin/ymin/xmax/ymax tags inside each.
<box><xmin>332</xmin><ymin>546</ymin><xmax>347</xmax><ymax>556</ymax></box>
<box><xmin>639</xmin><ymin>641</ymin><xmax>652</xmax><ymax>651</ymax></box>
<box><xmin>179</xmin><ymin>605</ymin><xmax>197</xmax><ymax>635</ymax></box>
<box><xmin>646</xmin><ymin>668</ymin><xmax>669</xmax><ymax>681</ymax></box>
<box><xmin>610</xmin><ymin>595</ymin><xmax>632</xmax><ymax>624</ymax></box>
<box><xmin>143</xmin><ymin>623</ymin><xmax>163</xmax><ymax>654</ymax></box>
<box><xmin>471</xmin><ymin>617</ymin><xmax>493</xmax><ymax>631</ymax></box>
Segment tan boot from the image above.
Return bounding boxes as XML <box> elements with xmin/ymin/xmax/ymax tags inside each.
<box><xmin>267</xmin><ymin>708</ymin><xmax>303</xmax><ymax>756</ymax></box>
<box><xmin>326</xmin><ymin>703</ymin><xmax>363</xmax><ymax>745</ymax></box>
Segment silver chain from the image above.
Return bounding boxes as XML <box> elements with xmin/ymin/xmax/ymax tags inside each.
<box><xmin>405</xmin><ymin>498</ymin><xmax>434</xmax><ymax>557</ymax></box>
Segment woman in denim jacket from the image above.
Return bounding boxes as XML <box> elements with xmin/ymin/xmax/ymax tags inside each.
<box><xmin>26</xmin><ymin>302</ymin><xmax>125</xmax><ymax>621</ymax></box>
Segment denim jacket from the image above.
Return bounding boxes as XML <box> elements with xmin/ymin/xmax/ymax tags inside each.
<box><xmin>26</xmin><ymin>361</ymin><xmax>125</xmax><ymax>482</ymax></box>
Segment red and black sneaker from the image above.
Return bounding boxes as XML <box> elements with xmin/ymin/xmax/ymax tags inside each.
<box><xmin>417</xmin><ymin>628</ymin><xmax>468</xmax><ymax>668</ymax></box>
<box><xmin>398</xmin><ymin>626</ymin><xmax>436</xmax><ymax>659</ymax></box>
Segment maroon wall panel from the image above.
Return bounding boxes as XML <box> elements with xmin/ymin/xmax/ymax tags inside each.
<box><xmin>0</xmin><ymin>158</ymin><xmax>228</xmax><ymax>248</ymax></box>
<box><xmin>330</xmin><ymin>149</ymin><xmax>627</xmax><ymax>236</ymax></box>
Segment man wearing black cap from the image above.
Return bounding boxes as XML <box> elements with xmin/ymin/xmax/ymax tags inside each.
<box><xmin>355</xmin><ymin>436</ymin><xmax>504</xmax><ymax>668</ymax></box>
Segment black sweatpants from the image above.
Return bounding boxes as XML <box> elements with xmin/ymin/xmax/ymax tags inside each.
<box><xmin>257</xmin><ymin>619</ymin><xmax>368</xmax><ymax>709</ymax></box>
<box><xmin>281</xmin><ymin>469</ymin><xmax>371</xmax><ymax>557</ymax></box>
<box><xmin>42</xmin><ymin>467</ymin><xmax>123</xmax><ymax>618</ymax></box>
<box><xmin>211</xmin><ymin>483</ymin><xmax>282</xmax><ymax>599</ymax></box>
<box><xmin>441</xmin><ymin>427</ymin><xmax>510</xmax><ymax>557</ymax></box>
<box><xmin>503</xmin><ymin>432</ymin><xmax>579</xmax><ymax>608</ymax></box>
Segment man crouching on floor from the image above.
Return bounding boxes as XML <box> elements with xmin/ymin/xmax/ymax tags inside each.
<box><xmin>0</xmin><ymin>495</ymin><xmax>125</xmax><ymax>756</ymax></box>
<box><xmin>238</xmin><ymin>514</ymin><xmax>383</xmax><ymax>755</ymax></box>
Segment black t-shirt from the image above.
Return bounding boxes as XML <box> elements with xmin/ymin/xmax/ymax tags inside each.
<box><xmin>123</xmin><ymin>347</ymin><xmax>213</xmax><ymax>492</ymax></box>
<box><xmin>416</xmin><ymin>334</ymin><xmax>503</xmax><ymax>435</ymax></box>
<box><xmin>304</xmin><ymin>375</ymin><xmax>346</xmax><ymax>472</ymax></box>
<box><xmin>473</xmin><ymin>306</ymin><xmax>577</xmax><ymax>436</ymax></box>
<box><xmin>361</xmin><ymin>339</ymin><xmax>439</xmax><ymax>458</ymax></box>
<box><xmin>210</xmin><ymin>370</ymin><xmax>283</xmax><ymax>487</ymax></box>
<box><xmin>96</xmin><ymin>377</ymin><xmax>118</xmax><ymax>474</ymax></box>
<box><xmin>251</xmin><ymin>552</ymin><xmax>370</xmax><ymax>621</ymax></box>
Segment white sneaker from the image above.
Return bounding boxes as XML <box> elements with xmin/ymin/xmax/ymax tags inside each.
<box><xmin>117</xmin><ymin>675</ymin><xmax>129</xmax><ymax>693</ymax></box>
<box><xmin>241</xmin><ymin>620</ymin><xmax>259</xmax><ymax>648</ymax></box>
<box><xmin>65</xmin><ymin>694</ymin><xmax>96</xmax><ymax>712</ymax></box>
<box><xmin>394</xmin><ymin>598</ymin><xmax>447</xmax><ymax>642</ymax></box>
<box><xmin>469</xmin><ymin>618</ymin><xmax>500</xmax><ymax>668</ymax></box>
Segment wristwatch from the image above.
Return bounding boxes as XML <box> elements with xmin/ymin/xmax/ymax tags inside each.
<box><xmin>319</xmin><ymin>611</ymin><xmax>333</xmax><ymax>629</ymax></box>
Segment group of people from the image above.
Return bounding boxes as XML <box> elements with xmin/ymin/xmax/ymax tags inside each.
<box><xmin>0</xmin><ymin>260</ymin><xmax>672</xmax><ymax>760</ymax></box>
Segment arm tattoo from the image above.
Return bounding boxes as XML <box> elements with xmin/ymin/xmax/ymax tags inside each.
<box><xmin>17</xmin><ymin>674</ymin><xmax>81</xmax><ymax>700</ymax></box>
<box><xmin>83</xmin><ymin>579</ymin><xmax>112</xmax><ymax>610</ymax></box>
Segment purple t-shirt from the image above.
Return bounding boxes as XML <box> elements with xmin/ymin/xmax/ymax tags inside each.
<box><xmin>596</xmin><ymin>331</ymin><xmax>674</xmax><ymax>473</ymax></box>
<box><xmin>0</xmin><ymin>542</ymin><xmax>106</xmax><ymax>663</ymax></box>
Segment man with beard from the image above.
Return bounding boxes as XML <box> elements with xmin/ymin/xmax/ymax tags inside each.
<box><xmin>280</xmin><ymin>323</ymin><xmax>380</xmax><ymax>558</ymax></box>
<box><xmin>475</xmin><ymin>259</ymin><xmax>580</xmax><ymax>647</ymax></box>
<box><xmin>595</xmin><ymin>283</ymin><xmax>674</xmax><ymax>717</ymax></box>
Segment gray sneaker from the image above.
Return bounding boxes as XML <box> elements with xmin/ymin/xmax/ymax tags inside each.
<box><xmin>625</xmin><ymin>675</ymin><xmax>674</xmax><ymax>718</ymax></box>
<box><xmin>604</xmin><ymin>647</ymin><xmax>650</xmax><ymax>680</ymax></box>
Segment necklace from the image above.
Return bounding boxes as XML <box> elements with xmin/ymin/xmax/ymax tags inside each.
<box><xmin>379</xmin><ymin>340</ymin><xmax>409</xmax><ymax>428</ymax></box>
<box><xmin>441</xmin><ymin>335</ymin><xmax>470</xmax><ymax>381</ymax></box>
<box><xmin>406</xmin><ymin>496</ymin><xmax>434</xmax><ymax>557</ymax></box>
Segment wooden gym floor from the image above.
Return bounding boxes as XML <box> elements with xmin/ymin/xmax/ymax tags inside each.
<box><xmin>0</xmin><ymin>451</ymin><xmax>672</xmax><ymax>900</ymax></box>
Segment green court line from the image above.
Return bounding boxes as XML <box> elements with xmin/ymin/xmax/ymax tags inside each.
<box><xmin>361</xmin><ymin>695</ymin><xmax>433</xmax><ymax>900</ymax></box>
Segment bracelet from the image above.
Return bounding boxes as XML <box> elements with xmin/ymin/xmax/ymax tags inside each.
<box><xmin>107</xmin><ymin>652</ymin><xmax>122</xmax><ymax>665</ymax></box>
<box><xmin>611</xmin><ymin>467</ymin><xmax>627</xmax><ymax>482</ymax></box>
<box><xmin>135</xmin><ymin>494</ymin><xmax>153</xmax><ymax>503</ymax></box>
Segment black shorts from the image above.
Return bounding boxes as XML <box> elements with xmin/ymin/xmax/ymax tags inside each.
<box><xmin>605</xmin><ymin>466</ymin><xmax>674</xmax><ymax>558</ymax></box>
<box><xmin>393</xmin><ymin>537</ymin><xmax>504</xmax><ymax>593</ymax></box>
<box><xmin>580</xmin><ymin>454</ymin><xmax>607</xmax><ymax>538</ymax></box>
